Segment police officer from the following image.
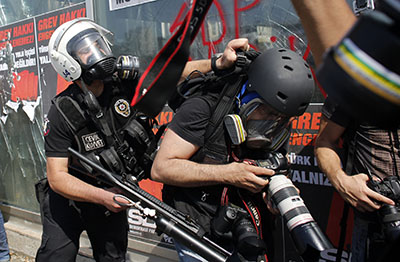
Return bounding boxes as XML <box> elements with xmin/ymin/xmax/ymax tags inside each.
<box><xmin>36</xmin><ymin>18</ymin><xmax>244</xmax><ymax>262</ymax></box>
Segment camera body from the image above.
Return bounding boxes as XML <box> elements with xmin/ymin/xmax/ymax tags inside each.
<box><xmin>251</xmin><ymin>151</ymin><xmax>290</xmax><ymax>176</ymax></box>
<box><xmin>211</xmin><ymin>203</ymin><xmax>267</xmax><ymax>259</ymax></box>
<box><xmin>368</xmin><ymin>176</ymin><xmax>400</xmax><ymax>242</ymax></box>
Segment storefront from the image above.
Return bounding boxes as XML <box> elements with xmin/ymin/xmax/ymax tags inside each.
<box><xmin>0</xmin><ymin>1</ymin><xmax>354</xmax><ymax>261</ymax></box>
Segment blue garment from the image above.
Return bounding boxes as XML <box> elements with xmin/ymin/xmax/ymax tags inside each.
<box><xmin>0</xmin><ymin>211</ymin><xmax>10</xmax><ymax>262</ymax></box>
<box><xmin>173</xmin><ymin>240</ymin><xmax>246</xmax><ymax>262</ymax></box>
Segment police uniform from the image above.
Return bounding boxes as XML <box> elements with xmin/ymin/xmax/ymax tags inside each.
<box><xmin>36</xmin><ymin>80</ymin><xmax>136</xmax><ymax>262</ymax></box>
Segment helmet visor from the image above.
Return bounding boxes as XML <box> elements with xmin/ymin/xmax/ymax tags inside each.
<box><xmin>67</xmin><ymin>29</ymin><xmax>113</xmax><ymax>69</ymax></box>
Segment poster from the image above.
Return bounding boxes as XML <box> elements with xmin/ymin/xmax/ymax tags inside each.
<box><xmin>0</xmin><ymin>18</ymin><xmax>38</xmax><ymax>107</ymax></box>
<box><xmin>0</xmin><ymin>3</ymin><xmax>86</xmax><ymax>117</ymax></box>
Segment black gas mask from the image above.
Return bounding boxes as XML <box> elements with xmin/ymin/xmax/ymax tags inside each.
<box><xmin>224</xmin><ymin>96</ymin><xmax>291</xmax><ymax>151</ymax></box>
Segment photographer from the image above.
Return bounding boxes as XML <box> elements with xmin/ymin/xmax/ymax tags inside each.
<box><xmin>36</xmin><ymin>18</ymin><xmax>237</xmax><ymax>262</ymax></box>
<box><xmin>291</xmin><ymin>0</ymin><xmax>400</xmax><ymax>261</ymax></box>
<box><xmin>151</xmin><ymin>46</ymin><xmax>315</xmax><ymax>261</ymax></box>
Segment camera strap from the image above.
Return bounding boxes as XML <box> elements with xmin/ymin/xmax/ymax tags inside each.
<box><xmin>131</xmin><ymin>0</ymin><xmax>214</xmax><ymax>118</ymax></box>
<box><xmin>335</xmin><ymin>124</ymin><xmax>359</xmax><ymax>262</ymax></box>
<box><xmin>237</xmin><ymin>189</ymin><xmax>269</xmax><ymax>262</ymax></box>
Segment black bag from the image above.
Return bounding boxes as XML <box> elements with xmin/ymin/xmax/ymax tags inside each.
<box><xmin>34</xmin><ymin>177</ymin><xmax>49</xmax><ymax>204</ymax></box>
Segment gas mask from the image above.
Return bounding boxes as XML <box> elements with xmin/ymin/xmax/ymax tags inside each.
<box><xmin>224</xmin><ymin>97</ymin><xmax>291</xmax><ymax>150</ymax></box>
<box><xmin>68</xmin><ymin>28</ymin><xmax>116</xmax><ymax>85</ymax></box>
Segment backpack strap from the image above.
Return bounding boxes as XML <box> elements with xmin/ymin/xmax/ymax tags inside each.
<box><xmin>202</xmin><ymin>72</ymin><xmax>247</xmax><ymax>162</ymax></box>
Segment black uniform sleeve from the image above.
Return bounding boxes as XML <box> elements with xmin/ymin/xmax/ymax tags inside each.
<box><xmin>44</xmin><ymin>104</ymin><xmax>74</xmax><ymax>157</ymax></box>
<box><xmin>168</xmin><ymin>97</ymin><xmax>213</xmax><ymax>147</ymax></box>
<box><xmin>321</xmin><ymin>96</ymin><xmax>352</xmax><ymax>128</ymax></box>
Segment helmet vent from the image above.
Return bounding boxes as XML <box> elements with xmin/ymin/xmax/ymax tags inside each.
<box><xmin>282</xmin><ymin>56</ymin><xmax>292</xmax><ymax>60</ymax></box>
<box><xmin>277</xmin><ymin>91</ymin><xmax>288</xmax><ymax>102</ymax></box>
<box><xmin>307</xmin><ymin>73</ymin><xmax>312</xmax><ymax>79</ymax></box>
<box><xmin>284</xmin><ymin>65</ymin><xmax>293</xmax><ymax>71</ymax></box>
<box><xmin>298</xmin><ymin>103</ymin><xmax>308</xmax><ymax>111</ymax></box>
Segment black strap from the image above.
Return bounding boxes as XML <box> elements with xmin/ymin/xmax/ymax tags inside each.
<box><xmin>202</xmin><ymin>72</ymin><xmax>247</xmax><ymax>162</ymax></box>
<box><xmin>336</xmin><ymin>202</ymin><xmax>349</xmax><ymax>262</ymax></box>
<box><xmin>131</xmin><ymin>0</ymin><xmax>214</xmax><ymax>118</ymax></box>
<box><xmin>336</xmin><ymin>125</ymin><xmax>359</xmax><ymax>262</ymax></box>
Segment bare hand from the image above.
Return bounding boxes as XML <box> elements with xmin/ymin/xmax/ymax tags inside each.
<box><xmin>217</xmin><ymin>38</ymin><xmax>249</xmax><ymax>70</ymax></box>
<box><xmin>225</xmin><ymin>162</ymin><xmax>274</xmax><ymax>193</ymax></box>
<box><xmin>101</xmin><ymin>188</ymin><xmax>131</xmax><ymax>213</ymax></box>
<box><xmin>337</xmin><ymin>173</ymin><xmax>395</xmax><ymax>212</ymax></box>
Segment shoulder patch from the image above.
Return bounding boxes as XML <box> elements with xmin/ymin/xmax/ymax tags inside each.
<box><xmin>114</xmin><ymin>99</ymin><xmax>130</xmax><ymax>117</ymax></box>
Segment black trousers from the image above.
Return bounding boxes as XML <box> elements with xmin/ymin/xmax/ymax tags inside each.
<box><xmin>35</xmin><ymin>188</ymin><xmax>128</xmax><ymax>262</ymax></box>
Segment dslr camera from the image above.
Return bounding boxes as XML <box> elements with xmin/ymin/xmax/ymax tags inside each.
<box><xmin>368</xmin><ymin>175</ymin><xmax>400</xmax><ymax>242</ymax></box>
<box><xmin>255</xmin><ymin>152</ymin><xmax>333</xmax><ymax>261</ymax></box>
<box><xmin>211</xmin><ymin>203</ymin><xmax>267</xmax><ymax>260</ymax></box>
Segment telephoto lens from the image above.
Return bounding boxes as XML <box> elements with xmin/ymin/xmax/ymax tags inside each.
<box><xmin>267</xmin><ymin>175</ymin><xmax>333</xmax><ymax>261</ymax></box>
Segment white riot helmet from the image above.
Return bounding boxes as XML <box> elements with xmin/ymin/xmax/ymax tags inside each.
<box><xmin>48</xmin><ymin>18</ymin><xmax>116</xmax><ymax>85</ymax></box>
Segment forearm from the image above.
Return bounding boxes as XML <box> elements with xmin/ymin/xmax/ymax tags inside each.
<box><xmin>48</xmin><ymin>170</ymin><xmax>109</xmax><ymax>204</ymax></box>
<box><xmin>291</xmin><ymin>0</ymin><xmax>356</xmax><ymax>66</ymax></box>
<box><xmin>46</xmin><ymin>157</ymin><xmax>110</xmax><ymax>205</ymax></box>
<box><xmin>180</xmin><ymin>59</ymin><xmax>211</xmax><ymax>83</ymax></box>
<box><xmin>152</xmin><ymin>158</ymin><xmax>231</xmax><ymax>187</ymax></box>
<box><xmin>315</xmin><ymin>145</ymin><xmax>347</xmax><ymax>191</ymax></box>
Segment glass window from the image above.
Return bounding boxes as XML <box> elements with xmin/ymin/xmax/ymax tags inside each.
<box><xmin>0</xmin><ymin>0</ymin><xmax>84</xmax><ymax>26</ymax></box>
<box><xmin>91</xmin><ymin>0</ymin><xmax>341</xmax><ymax>103</ymax></box>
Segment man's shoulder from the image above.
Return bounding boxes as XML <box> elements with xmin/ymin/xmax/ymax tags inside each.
<box><xmin>176</xmin><ymin>95</ymin><xmax>216</xmax><ymax>115</ymax></box>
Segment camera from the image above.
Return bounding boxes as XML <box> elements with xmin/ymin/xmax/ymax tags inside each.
<box><xmin>368</xmin><ymin>175</ymin><xmax>400</xmax><ymax>242</ymax></box>
<box><xmin>211</xmin><ymin>203</ymin><xmax>267</xmax><ymax>260</ymax></box>
<box><xmin>254</xmin><ymin>152</ymin><xmax>333</xmax><ymax>261</ymax></box>
<box><xmin>249</xmin><ymin>151</ymin><xmax>290</xmax><ymax>176</ymax></box>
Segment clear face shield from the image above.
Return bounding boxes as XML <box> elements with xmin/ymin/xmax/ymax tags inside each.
<box><xmin>67</xmin><ymin>28</ymin><xmax>116</xmax><ymax>84</ymax></box>
<box><xmin>240</xmin><ymin>98</ymin><xmax>291</xmax><ymax>150</ymax></box>
<box><xmin>68</xmin><ymin>30</ymin><xmax>113</xmax><ymax>69</ymax></box>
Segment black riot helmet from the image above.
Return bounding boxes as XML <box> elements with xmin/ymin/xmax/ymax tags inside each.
<box><xmin>236</xmin><ymin>48</ymin><xmax>315</xmax><ymax>150</ymax></box>
<box><xmin>246</xmin><ymin>48</ymin><xmax>315</xmax><ymax>117</ymax></box>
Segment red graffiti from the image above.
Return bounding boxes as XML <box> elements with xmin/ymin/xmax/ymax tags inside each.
<box><xmin>234</xmin><ymin>0</ymin><xmax>260</xmax><ymax>38</ymax></box>
<box><xmin>200</xmin><ymin>0</ymin><xmax>227</xmax><ymax>57</ymax></box>
<box><xmin>170</xmin><ymin>1</ymin><xmax>312</xmax><ymax>61</ymax></box>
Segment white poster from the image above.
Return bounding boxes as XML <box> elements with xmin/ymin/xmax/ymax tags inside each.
<box><xmin>109</xmin><ymin>0</ymin><xmax>156</xmax><ymax>11</ymax></box>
